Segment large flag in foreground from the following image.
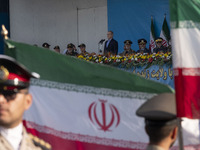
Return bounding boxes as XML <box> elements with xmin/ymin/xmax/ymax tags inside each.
<box><xmin>169</xmin><ymin>0</ymin><xmax>200</xmax><ymax>119</ymax></box>
<box><xmin>160</xmin><ymin>15</ymin><xmax>170</xmax><ymax>47</ymax></box>
<box><xmin>4</xmin><ymin>40</ymin><xmax>200</xmax><ymax>149</ymax></box>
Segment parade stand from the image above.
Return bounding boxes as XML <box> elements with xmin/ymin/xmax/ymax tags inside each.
<box><xmin>77</xmin><ymin>52</ymin><xmax>174</xmax><ymax>89</ymax></box>
<box><xmin>119</xmin><ymin>64</ymin><xmax>174</xmax><ymax>89</ymax></box>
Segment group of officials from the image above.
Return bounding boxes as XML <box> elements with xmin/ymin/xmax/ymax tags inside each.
<box><xmin>42</xmin><ymin>31</ymin><xmax>170</xmax><ymax>57</ymax></box>
<box><xmin>104</xmin><ymin>31</ymin><xmax>170</xmax><ymax>56</ymax></box>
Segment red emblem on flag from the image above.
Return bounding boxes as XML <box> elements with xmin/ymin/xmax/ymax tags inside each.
<box><xmin>88</xmin><ymin>99</ymin><xmax>120</xmax><ymax>132</ymax></box>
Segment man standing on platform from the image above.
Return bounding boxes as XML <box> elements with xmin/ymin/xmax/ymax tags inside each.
<box><xmin>136</xmin><ymin>93</ymin><xmax>178</xmax><ymax>150</ymax></box>
<box><xmin>104</xmin><ymin>31</ymin><xmax>118</xmax><ymax>55</ymax></box>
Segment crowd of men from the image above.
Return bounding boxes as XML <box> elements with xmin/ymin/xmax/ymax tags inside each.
<box><xmin>41</xmin><ymin>31</ymin><xmax>171</xmax><ymax>57</ymax></box>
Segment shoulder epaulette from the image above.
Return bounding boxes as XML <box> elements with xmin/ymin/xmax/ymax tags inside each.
<box><xmin>28</xmin><ymin>134</ymin><xmax>52</xmax><ymax>150</ymax></box>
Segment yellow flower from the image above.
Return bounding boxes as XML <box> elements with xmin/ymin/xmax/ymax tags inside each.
<box><xmin>78</xmin><ymin>55</ymin><xmax>84</xmax><ymax>59</ymax></box>
<box><xmin>129</xmin><ymin>56</ymin><xmax>133</xmax><ymax>59</ymax></box>
<box><xmin>147</xmin><ymin>55</ymin><xmax>151</xmax><ymax>58</ymax></box>
<box><xmin>111</xmin><ymin>56</ymin><xmax>116</xmax><ymax>60</ymax></box>
<box><xmin>141</xmin><ymin>55</ymin><xmax>146</xmax><ymax>59</ymax></box>
<box><xmin>164</xmin><ymin>53</ymin><xmax>168</xmax><ymax>57</ymax></box>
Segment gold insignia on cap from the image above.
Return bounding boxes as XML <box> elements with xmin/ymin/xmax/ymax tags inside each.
<box><xmin>0</xmin><ymin>66</ymin><xmax>9</xmax><ymax>81</ymax></box>
<box><xmin>156</xmin><ymin>39</ymin><xmax>163</xmax><ymax>42</ymax></box>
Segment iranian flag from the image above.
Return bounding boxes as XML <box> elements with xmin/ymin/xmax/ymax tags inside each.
<box><xmin>4</xmin><ymin>40</ymin><xmax>200</xmax><ymax>149</ymax></box>
<box><xmin>160</xmin><ymin>15</ymin><xmax>170</xmax><ymax>47</ymax></box>
<box><xmin>149</xmin><ymin>16</ymin><xmax>156</xmax><ymax>53</ymax></box>
<box><xmin>169</xmin><ymin>0</ymin><xmax>200</xmax><ymax>119</ymax></box>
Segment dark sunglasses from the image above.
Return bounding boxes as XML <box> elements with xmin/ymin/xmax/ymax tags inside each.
<box><xmin>0</xmin><ymin>90</ymin><xmax>28</xmax><ymax>101</ymax></box>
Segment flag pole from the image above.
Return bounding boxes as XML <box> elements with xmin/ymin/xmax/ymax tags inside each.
<box><xmin>178</xmin><ymin>118</ymin><xmax>184</xmax><ymax>150</ymax></box>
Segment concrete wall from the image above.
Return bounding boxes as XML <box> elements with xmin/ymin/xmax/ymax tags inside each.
<box><xmin>9</xmin><ymin>0</ymin><xmax>107</xmax><ymax>53</ymax></box>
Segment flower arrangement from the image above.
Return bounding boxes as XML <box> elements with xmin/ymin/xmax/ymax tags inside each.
<box><xmin>77</xmin><ymin>52</ymin><xmax>172</xmax><ymax>69</ymax></box>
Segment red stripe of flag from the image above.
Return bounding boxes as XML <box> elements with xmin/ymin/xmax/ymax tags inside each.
<box><xmin>174</xmin><ymin>68</ymin><xmax>200</xmax><ymax>118</ymax></box>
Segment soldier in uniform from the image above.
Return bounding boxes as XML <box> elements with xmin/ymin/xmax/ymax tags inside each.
<box><xmin>136</xmin><ymin>39</ymin><xmax>150</xmax><ymax>54</ymax></box>
<box><xmin>136</xmin><ymin>93</ymin><xmax>178</xmax><ymax>150</ymax></box>
<box><xmin>120</xmin><ymin>40</ymin><xmax>135</xmax><ymax>56</ymax></box>
<box><xmin>54</xmin><ymin>45</ymin><xmax>61</xmax><ymax>53</ymax></box>
<box><xmin>42</xmin><ymin>43</ymin><xmax>50</xmax><ymax>49</ymax></box>
<box><xmin>0</xmin><ymin>55</ymin><xmax>51</xmax><ymax>150</ymax></box>
<box><xmin>64</xmin><ymin>43</ymin><xmax>78</xmax><ymax>56</ymax></box>
<box><xmin>78</xmin><ymin>43</ymin><xmax>89</xmax><ymax>55</ymax></box>
<box><xmin>153</xmin><ymin>37</ymin><xmax>167</xmax><ymax>53</ymax></box>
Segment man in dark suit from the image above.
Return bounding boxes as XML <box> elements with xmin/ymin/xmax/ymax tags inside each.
<box><xmin>104</xmin><ymin>31</ymin><xmax>118</xmax><ymax>55</ymax></box>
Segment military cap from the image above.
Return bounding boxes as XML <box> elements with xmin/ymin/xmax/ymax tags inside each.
<box><xmin>138</xmin><ymin>38</ymin><xmax>147</xmax><ymax>44</ymax></box>
<box><xmin>67</xmin><ymin>43</ymin><xmax>74</xmax><ymax>48</ymax></box>
<box><xmin>54</xmin><ymin>45</ymin><xmax>60</xmax><ymax>49</ymax></box>
<box><xmin>42</xmin><ymin>43</ymin><xmax>50</xmax><ymax>48</ymax></box>
<box><xmin>136</xmin><ymin>93</ymin><xmax>176</xmax><ymax>122</ymax></box>
<box><xmin>155</xmin><ymin>37</ymin><xmax>163</xmax><ymax>43</ymax></box>
<box><xmin>124</xmin><ymin>40</ymin><xmax>133</xmax><ymax>45</ymax></box>
<box><xmin>78</xmin><ymin>43</ymin><xmax>86</xmax><ymax>48</ymax></box>
<box><xmin>0</xmin><ymin>55</ymin><xmax>40</xmax><ymax>90</ymax></box>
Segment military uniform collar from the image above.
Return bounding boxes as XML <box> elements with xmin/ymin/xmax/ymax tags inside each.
<box><xmin>0</xmin><ymin>123</ymin><xmax>23</xmax><ymax>150</ymax></box>
<box><xmin>146</xmin><ymin>144</ymin><xmax>165</xmax><ymax>150</ymax></box>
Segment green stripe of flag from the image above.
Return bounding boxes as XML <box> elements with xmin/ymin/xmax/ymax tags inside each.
<box><xmin>162</xmin><ymin>16</ymin><xmax>170</xmax><ymax>42</ymax></box>
<box><xmin>151</xmin><ymin>17</ymin><xmax>156</xmax><ymax>39</ymax></box>
<box><xmin>4</xmin><ymin>40</ymin><xmax>173</xmax><ymax>93</ymax></box>
<box><xmin>170</xmin><ymin>0</ymin><xmax>200</xmax><ymax>29</ymax></box>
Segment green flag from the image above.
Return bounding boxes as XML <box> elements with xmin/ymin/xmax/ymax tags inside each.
<box><xmin>4</xmin><ymin>39</ymin><xmax>173</xmax><ymax>150</ymax></box>
<box><xmin>160</xmin><ymin>15</ymin><xmax>170</xmax><ymax>47</ymax></box>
